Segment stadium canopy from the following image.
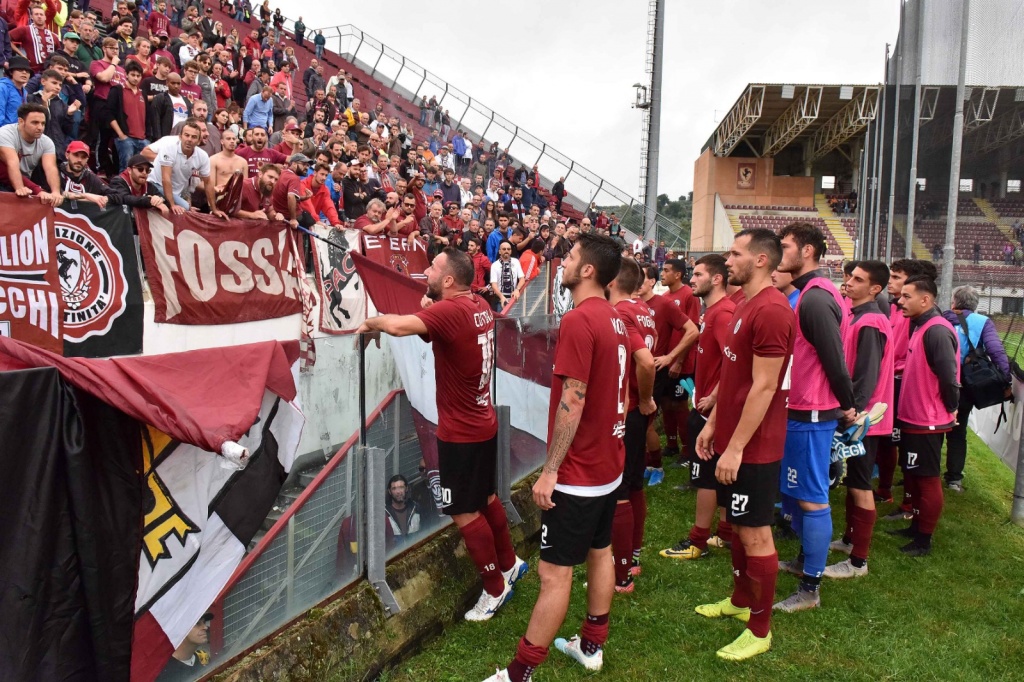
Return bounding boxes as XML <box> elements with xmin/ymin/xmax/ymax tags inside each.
<box><xmin>705</xmin><ymin>84</ymin><xmax>880</xmax><ymax>164</ymax></box>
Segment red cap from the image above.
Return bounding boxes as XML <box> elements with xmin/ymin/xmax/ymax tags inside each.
<box><xmin>284</xmin><ymin>123</ymin><xmax>300</xmax><ymax>132</ymax></box>
<box><xmin>66</xmin><ymin>140</ymin><xmax>90</xmax><ymax>156</ymax></box>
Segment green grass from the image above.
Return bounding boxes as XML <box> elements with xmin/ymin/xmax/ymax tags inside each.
<box><xmin>377</xmin><ymin>432</ymin><xmax>1024</xmax><ymax>682</ymax></box>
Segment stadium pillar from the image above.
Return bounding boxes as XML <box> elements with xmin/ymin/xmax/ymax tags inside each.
<box><xmin>905</xmin><ymin>0</ymin><xmax>925</xmax><ymax>257</ymax></box>
<box><xmin>886</xmin><ymin>4</ymin><xmax>905</xmax><ymax>263</ymax></box>
<box><xmin>870</xmin><ymin>46</ymin><xmax>889</xmax><ymax>260</ymax></box>
<box><xmin>643</xmin><ymin>0</ymin><xmax>665</xmax><ymax>243</ymax></box>
<box><xmin>938</xmin><ymin>0</ymin><xmax>970</xmax><ymax>310</ymax></box>
<box><xmin>856</xmin><ymin>145</ymin><xmax>867</xmax><ymax>259</ymax></box>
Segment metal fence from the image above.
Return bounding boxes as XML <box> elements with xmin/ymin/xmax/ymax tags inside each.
<box><xmin>305</xmin><ymin>23</ymin><xmax>688</xmax><ymax>251</ymax></box>
<box><xmin>191</xmin><ymin>315</ymin><xmax>557</xmax><ymax>680</ymax></box>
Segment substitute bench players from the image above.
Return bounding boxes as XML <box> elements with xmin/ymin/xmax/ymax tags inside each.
<box><xmin>693</xmin><ymin>228</ymin><xmax>794</xmax><ymax>661</ymax></box>
<box><xmin>358</xmin><ymin>248</ymin><xmax>527</xmax><ymax>623</ymax></box>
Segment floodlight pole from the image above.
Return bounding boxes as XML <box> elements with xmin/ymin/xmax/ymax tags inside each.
<box><xmin>642</xmin><ymin>0</ymin><xmax>665</xmax><ymax>243</ymax></box>
<box><xmin>885</xmin><ymin>3</ymin><xmax>905</xmax><ymax>263</ymax></box>
<box><xmin>938</xmin><ymin>0</ymin><xmax>970</xmax><ymax>310</ymax></box>
<box><xmin>870</xmin><ymin>45</ymin><xmax>889</xmax><ymax>260</ymax></box>
<box><xmin>905</xmin><ymin>0</ymin><xmax>925</xmax><ymax>257</ymax></box>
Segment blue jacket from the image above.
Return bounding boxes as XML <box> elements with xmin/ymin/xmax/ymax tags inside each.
<box><xmin>942</xmin><ymin>309</ymin><xmax>1011</xmax><ymax>377</ymax></box>
<box><xmin>486</xmin><ymin>227</ymin><xmax>510</xmax><ymax>262</ymax></box>
<box><xmin>0</xmin><ymin>78</ymin><xmax>26</xmax><ymax>127</ymax></box>
<box><xmin>243</xmin><ymin>93</ymin><xmax>274</xmax><ymax>130</ymax></box>
<box><xmin>451</xmin><ymin>134</ymin><xmax>466</xmax><ymax>156</ymax></box>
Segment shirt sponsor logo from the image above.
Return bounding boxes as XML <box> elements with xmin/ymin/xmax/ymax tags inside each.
<box><xmin>734</xmin><ymin>318</ymin><xmax>742</xmax><ymax>334</ymax></box>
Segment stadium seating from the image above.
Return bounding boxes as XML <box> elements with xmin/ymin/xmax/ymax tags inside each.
<box><xmin>735</xmin><ymin>213</ymin><xmax>844</xmax><ymax>258</ymax></box>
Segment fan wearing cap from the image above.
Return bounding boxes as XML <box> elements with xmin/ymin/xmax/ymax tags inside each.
<box><xmin>271</xmin><ymin>153</ymin><xmax>315</xmax><ymax>228</ymax></box>
<box><xmin>0</xmin><ymin>56</ymin><xmax>33</xmax><ymax>127</ymax></box>
<box><xmin>108</xmin><ymin>153</ymin><xmax>169</xmax><ymax>212</ymax></box>
<box><xmin>154</xmin><ymin>612</ymin><xmax>214</xmax><ymax>682</ymax></box>
<box><xmin>0</xmin><ymin>102</ymin><xmax>62</xmax><ymax>206</ymax></box>
<box><xmin>58</xmin><ymin>140</ymin><xmax>118</xmax><ymax>208</ymax></box>
<box><xmin>273</xmin><ymin>122</ymin><xmax>312</xmax><ymax>159</ymax></box>
<box><xmin>10</xmin><ymin>6</ymin><xmax>59</xmax><ymax>74</ymax></box>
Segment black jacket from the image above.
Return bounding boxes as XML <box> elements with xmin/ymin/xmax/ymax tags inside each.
<box><xmin>27</xmin><ymin>92</ymin><xmax>72</xmax><ymax>162</ymax></box>
<box><xmin>148</xmin><ymin>91</ymin><xmax>189</xmax><ymax>142</ymax></box>
<box><xmin>108</xmin><ymin>173</ymin><xmax>164</xmax><ymax>209</ymax></box>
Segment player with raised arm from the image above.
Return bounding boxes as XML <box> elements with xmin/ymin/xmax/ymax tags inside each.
<box><xmin>773</xmin><ymin>223</ymin><xmax>856</xmax><ymax>613</ymax></box>
<box><xmin>660</xmin><ymin>254</ymin><xmax>737</xmax><ymax>561</ymax></box>
<box><xmin>693</xmin><ymin>228</ymin><xmax>794</xmax><ymax>662</ymax></box>
<box><xmin>825</xmin><ymin>260</ymin><xmax>894</xmax><ymax>578</ymax></box>
<box><xmin>358</xmin><ymin>248</ymin><xmax>527</xmax><ymax>623</ymax></box>
<box><xmin>608</xmin><ymin>257</ymin><xmax>657</xmax><ymax>593</ymax></box>
<box><xmin>484</xmin><ymin>233</ymin><xmax>627</xmax><ymax>682</ymax></box>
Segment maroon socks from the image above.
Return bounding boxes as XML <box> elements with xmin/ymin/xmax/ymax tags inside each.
<box><xmin>483</xmin><ymin>496</ymin><xmax>516</xmax><ymax>573</ymax></box>
<box><xmin>460</xmin><ymin>515</ymin><xmax>504</xmax><ymax>597</ymax></box>
<box><xmin>611</xmin><ymin>502</ymin><xmax>634</xmax><ymax>585</ymax></box>
<box><xmin>745</xmin><ymin>553</ymin><xmax>778</xmax><ymax>638</ymax></box>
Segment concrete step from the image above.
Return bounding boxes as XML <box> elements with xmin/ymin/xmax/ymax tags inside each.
<box><xmin>299</xmin><ymin>466</ymin><xmax>325</xmax><ymax>488</ymax></box>
<box><xmin>262</xmin><ymin>506</ymin><xmax>285</xmax><ymax>532</ymax></box>
<box><xmin>277</xmin><ymin>486</ymin><xmax>305</xmax><ymax>508</ymax></box>
<box><xmin>248</xmin><ymin>530</ymin><xmax>267</xmax><ymax>553</ymax></box>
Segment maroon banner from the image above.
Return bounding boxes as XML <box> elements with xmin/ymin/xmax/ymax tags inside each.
<box><xmin>136</xmin><ymin>211</ymin><xmax>303</xmax><ymax>325</ymax></box>
<box><xmin>0</xmin><ymin>196</ymin><xmax>62</xmax><ymax>352</ymax></box>
<box><xmin>359</xmin><ymin>234</ymin><xmax>430</xmax><ymax>281</ymax></box>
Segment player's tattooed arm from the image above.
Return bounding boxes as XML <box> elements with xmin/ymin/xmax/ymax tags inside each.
<box><xmin>544</xmin><ymin>377</ymin><xmax>587</xmax><ymax>474</ymax></box>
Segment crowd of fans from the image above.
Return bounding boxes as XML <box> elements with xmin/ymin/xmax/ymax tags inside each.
<box><xmin>0</xmin><ymin>0</ymin><xmax>680</xmax><ymax>305</ymax></box>
<box><xmin>825</xmin><ymin>191</ymin><xmax>857</xmax><ymax>215</ymax></box>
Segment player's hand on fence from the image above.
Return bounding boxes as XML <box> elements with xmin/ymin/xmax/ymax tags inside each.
<box><xmin>533</xmin><ymin>471</ymin><xmax>557</xmax><ymax>510</ymax></box>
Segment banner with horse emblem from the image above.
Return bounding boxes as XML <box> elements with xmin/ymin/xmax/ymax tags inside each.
<box><xmin>310</xmin><ymin>225</ymin><xmax>366</xmax><ymax>334</ymax></box>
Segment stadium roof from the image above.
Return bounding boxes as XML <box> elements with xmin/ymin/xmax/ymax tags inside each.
<box><xmin>705</xmin><ymin>83</ymin><xmax>880</xmax><ymax>162</ymax></box>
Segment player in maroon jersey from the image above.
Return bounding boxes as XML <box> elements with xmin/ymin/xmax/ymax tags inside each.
<box><xmin>693</xmin><ymin>228</ymin><xmax>794</xmax><ymax>661</ymax></box>
<box><xmin>608</xmin><ymin>258</ymin><xmax>657</xmax><ymax>593</ymax></box>
<box><xmin>639</xmin><ymin>265</ymin><xmax>698</xmax><ymax>486</ymax></box>
<box><xmin>485</xmin><ymin>233</ymin><xmax>626</xmax><ymax>682</ymax></box>
<box><xmin>660</xmin><ymin>254</ymin><xmax>738</xmax><ymax>561</ymax></box>
<box><xmin>359</xmin><ymin>248</ymin><xmax>527</xmax><ymax>623</ymax></box>
<box><xmin>654</xmin><ymin>259</ymin><xmax>701</xmax><ymax>479</ymax></box>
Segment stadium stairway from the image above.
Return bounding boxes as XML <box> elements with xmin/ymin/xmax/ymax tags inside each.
<box><xmin>974</xmin><ymin>198</ymin><xmax>1018</xmax><ymax>243</ymax></box>
<box><xmin>728</xmin><ymin>212</ymin><xmax>742</xmax><ymax>234</ymax></box>
<box><xmin>814</xmin><ymin>194</ymin><xmax>854</xmax><ymax>259</ymax></box>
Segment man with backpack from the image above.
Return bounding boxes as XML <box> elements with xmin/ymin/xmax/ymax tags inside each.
<box><xmin>941</xmin><ymin>286</ymin><xmax>1011</xmax><ymax>493</ymax></box>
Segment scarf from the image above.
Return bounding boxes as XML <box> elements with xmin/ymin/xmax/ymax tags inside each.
<box><xmin>499</xmin><ymin>259</ymin><xmax>514</xmax><ymax>296</ymax></box>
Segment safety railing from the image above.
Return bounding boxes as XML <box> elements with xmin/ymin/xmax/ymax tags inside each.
<box><xmin>305</xmin><ymin>23</ymin><xmax>689</xmax><ymax>251</ymax></box>
<box><xmin>182</xmin><ymin>314</ymin><xmax>557</xmax><ymax>682</ymax></box>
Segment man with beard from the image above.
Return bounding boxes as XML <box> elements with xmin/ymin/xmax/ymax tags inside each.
<box><xmin>661</xmin><ymin>255</ymin><xmax>737</xmax><ymax>562</ymax></box>
<box><xmin>485</xmin><ymin>234</ymin><xmax>627</xmax><ymax>681</ymax></box>
<box><xmin>236</xmin><ymin>126</ymin><xmax>286</xmax><ymax>178</ymax></box>
<box><xmin>359</xmin><ymin>248</ymin><xmax>526</xmax><ymax>624</ymax></box>
<box><xmin>204</xmin><ymin>128</ymin><xmax>247</xmax><ymax>216</ymax></box>
<box><xmin>57</xmin><ymin>140</ymin><xmax>116</xmax><ymax>206</ymax></box>
<box><xmin>693</xmin><ymin>228</ymin><xmax>793</xmax><ymax>661</ymax></box>
<box><xmin>385</xmin><ymin>474</ymin><xmax>422</xmax><ymax>546</ymax></box>
<box><xmin>466</xmin><ymin>237</ymin><xmax>491</xmax><ymax>296</ymax></box>
<box><xmin>489</xmin><ymin>240</ymin><xmax>526</xmax><ymax>312</ymax></box>
<box><xmin>341</xmin><ymin>158</ymin><xmax>369</xmax><ymax>220</ymax></box>
<box><xmin>353</xmin><ymin>197</ymin><xmax>400</xmax><ymax>235</ymax></box>
<box><xmin>233</xmin><ymin>162</ymin><xmax>283</xmax><ymax>220</ymax></box>
<box><xmin>108</xmin><ymin>153</ymin><xmax>169</xmax><ymax>212</ymax></box>
<box><xmin>271</xmin><ymin>153</ymin><xmax>314</xmax><ymax>228</ymax></box>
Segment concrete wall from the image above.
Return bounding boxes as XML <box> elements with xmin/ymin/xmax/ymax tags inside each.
<box><xmin>692</xmin><ymin>150</ymin><xmax>817</xmax><ymax>249</ymax></box>
<box><xmin>209</xmin><ymin>476</ymin><xmax>543</xmax><ymax>682</ymax></box>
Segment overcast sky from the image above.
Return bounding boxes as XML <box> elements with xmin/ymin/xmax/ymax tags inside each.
<box><xmin>287</xmin><ymin>0</ymin><xmax>901</xmax><ymax>200</ymax></box>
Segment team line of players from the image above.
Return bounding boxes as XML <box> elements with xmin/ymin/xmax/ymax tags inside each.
<box><xmin>359</xmin><ymin>222</ymin><xmax>959</xmax><ymax>679</ymax></box>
